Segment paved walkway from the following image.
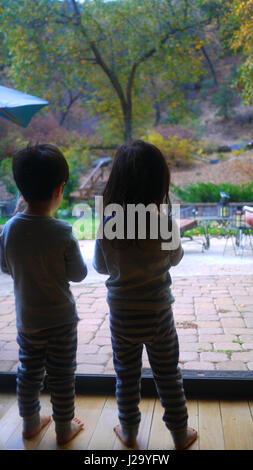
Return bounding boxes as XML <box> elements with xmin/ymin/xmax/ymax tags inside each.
<box><xmin>0</xmin><ymin>238</ymin><xmax>253</xmax><ymax>374</ymax></box>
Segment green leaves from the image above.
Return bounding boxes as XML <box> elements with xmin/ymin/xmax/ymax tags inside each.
<box><xmin>0</xmin><ymin>0</ymin><xmax>212</xmax><ymax>140</ymax></box>
<box><xmin>220</xmin><ymin>0</ymin><xmax>253</xmax><ymax>104</ymax></box>
<box><xmin>172</xmin><ymin>182</ymin><xmax>253</xmax><ymax>203</ymax></box>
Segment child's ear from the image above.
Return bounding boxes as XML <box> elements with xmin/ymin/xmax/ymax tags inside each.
<box><xmin>55</xmin><ymin>182</ymin><xmax>65</xmax><ymax>197</ymax></box>
<box><xmin>60</xmin><ymin>181</ymin><xmax>65</xmax><ymax>194</ymax></box>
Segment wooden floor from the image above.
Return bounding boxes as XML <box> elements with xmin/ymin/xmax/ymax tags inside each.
<box><xmin>0</xmin><ymin>393</ymin><xmax>252</xmax><ymax>450</ymax></box>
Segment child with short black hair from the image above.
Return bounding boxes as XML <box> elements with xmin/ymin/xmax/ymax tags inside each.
<box><xmin>0</xmin><ymin>143</ymin><xmax>87</xmax><ymax>444</ymax></box>
<box><xmin>93</xmin><ymin>139</ymin><xmax>197</xmax><ymax>450</ymax></box>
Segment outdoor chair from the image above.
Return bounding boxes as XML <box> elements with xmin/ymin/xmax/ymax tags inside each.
<box><xmin>222</xmin><ymin>205</ymin><xmax>253</xmax><ymax>255</ymax></box>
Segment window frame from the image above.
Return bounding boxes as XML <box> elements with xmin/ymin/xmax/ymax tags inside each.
<box><xmin>1</xmin><ymin>370</ymin><xmax>253</xmax><ymax>398</ymax></box>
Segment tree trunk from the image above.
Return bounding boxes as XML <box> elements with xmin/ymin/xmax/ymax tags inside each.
<box><xmin>201</xmin><ymin>46</ymin><xmax>218</xmax><ymax>87</ymax></box>
<box><xmin>154</xmin><ymin>101</ymin><xmax>161</xmax><ymax>126</ymax></box>
<box><xmin>149</xmin><ymin>76</ymin><xmax>161</xmax><ymax>126</ymax></box>
<box><xmin>123</xmin><ymin>104</ymin><xmax>133</xmax><ymax>142</ymax></box>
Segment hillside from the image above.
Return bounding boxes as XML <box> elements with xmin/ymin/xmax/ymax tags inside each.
<box><xmin>1</xmin><ymin>51</ymin><xmax>253</xmax><ymax>206</ymax></box>
<box><xmin>171</xmin><ymin>152</ymin><xmax>253</xmax><ymax>188</ymax></box>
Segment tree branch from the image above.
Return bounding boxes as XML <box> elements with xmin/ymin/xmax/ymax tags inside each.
<box><xmin>70</xmin><ymin>0</ymin><xmax>127</xmax><ymax>109</ymax></box>
<box><xmin>126</xmin><ymin>16</ymin><xmax>209</xmax><ymax>104</ymax></box>
<box><xmin>201</xmin><ymin>45</ymin><xmax>218</xmax><ymax>87</ymax></box>
<box><xmin>59</xmin><ymin>90</ymin><xmax>80</xmax><ymax>126</ymax></box>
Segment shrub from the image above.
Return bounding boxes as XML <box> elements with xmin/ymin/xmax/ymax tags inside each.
<box><xmin>211</xmin><ymin>80</ymin><xmax>236</xmax><ymax>120</ymax></box>
<box><xmin>143</xmin><ymin>130</ymin><xmax>205</xmax><ymax>167</ymax></box>
<box><xmin>58</xmin><ymin>139</ymin><xmax>92</xmax><ymax>212</ymax></box>
<box><xmin>199</xmin><ymin>78</ymin><xmax>217</xmax><ymax>99</ymax></box>
<box><xmin>0</xmin><ymin>157</ymin><xmax>17</xmax><ymax>196</ymax></box>
<box><xmin>22</xmin><ymin>113</ymin><xmax>73</xmax><ymax>147</ymax></box>
<box><xmin>171</xmin><ymin>182</ymin><xmax>253</xmax><ymax>203</ymax></box>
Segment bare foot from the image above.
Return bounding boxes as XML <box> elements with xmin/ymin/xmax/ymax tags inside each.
<box><xmin>56</xmin><ymin>418</ymin><xmax>84</xmax><ymax>445</ymax></box>
<box><xmin>113</xmin><ymin>424</ymin><xmax>137</xmax><ymax>448</ymax></box>
<box><xmin>174</xmin><ymin>427</ymin><xmax>198</xmax><ymax>450</ymax></box>
<box><xmin>22</xmin><ymin>416</ymin><xmax>51</xmax><ymax>439</ymax></box>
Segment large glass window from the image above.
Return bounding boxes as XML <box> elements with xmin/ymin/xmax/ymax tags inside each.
<box><xmin>0</xmin><ymin>0</ymin><xmax>253</xmax><ymax>395</ymax></box>
<box><xmin>1</xmin><ymin>229</ymin><xmax>252</xmax><ymax>381</ymax></box>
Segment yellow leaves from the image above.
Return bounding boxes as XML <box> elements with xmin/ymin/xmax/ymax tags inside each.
<box><xmin>195</xmin><ymin>41</ymin><xmax>204</xmax><ymax>50</ymax></box>
<box><xmin>142</xmin><ymin>130</ymin><xmax>205</xmax><ymax>167</ymax></box>
<box><xmin>230</xmin><ymin>0</ymin><xmax>253</xmax><ymax>86</ymax></box>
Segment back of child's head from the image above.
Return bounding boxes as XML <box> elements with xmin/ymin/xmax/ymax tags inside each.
<box><xmin>103</xmin><ymin>139</ymin><xmax>170</xmax><ymax>208</ymax></box>
<box><xmin>12</xmin><ymin>143</ymin><xmax>69</xmax><ymax>202</ymax></box>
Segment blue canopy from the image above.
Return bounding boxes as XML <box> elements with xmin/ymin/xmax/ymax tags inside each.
<box><xmin>0</xmin><ymin>85</ymin><xmax>49</xmax><ymax>127</ymax></box>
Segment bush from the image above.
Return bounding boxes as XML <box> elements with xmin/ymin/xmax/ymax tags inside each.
<box><xmin>0</xmin><ymin>157</ymin><xmax>17</xmax><ymax>196</ymax></box>
<box><xmin>171</xmin><ymin>182</ymin><xmax>253</xmax><ymax>203</ymax></box>
<box><xmin>211</xmin><ymin>80</ymin><xmax>236</xmax><ymax>120</ymax></box>
<box><xmin>58</xmin><ymin>139</ymin><xmax>92</xmax><ymax>212</ymax></box>
<box><xmin>199</xmin><ymin>78</ymin><xmax>217</xmax><ymax>100</ymax></box>
<box><xmin>143</xmin><ymin>130</ymin><xmax>205</xmax><ymax>167</ymax></box>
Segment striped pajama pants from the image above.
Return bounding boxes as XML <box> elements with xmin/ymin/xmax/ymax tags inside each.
<box><xmin>110</xmin><ymin>307</ymin><xmax>188</xmax><ymax>442</ymax></box>
<box><xmin>16</xmin><ymin>321</ymin><xmax>77</xmax><ymax>436</ymax></box>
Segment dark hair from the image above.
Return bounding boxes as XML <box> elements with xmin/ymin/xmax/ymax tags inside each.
<box><xmin>103</xmin><ymin>139</ymin><xmax>171</xmax><ymax>210</ymax></box>
<box><xmin>12</xmin><ymin>143</ymin><xmax>69</xmax><ymax>202</ymax></box>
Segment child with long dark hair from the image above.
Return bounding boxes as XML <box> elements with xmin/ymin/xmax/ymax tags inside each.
<box><xmin>93</xmin><ymin>140</ymin><xmax>197</xmax><ymax>450</ymax></box>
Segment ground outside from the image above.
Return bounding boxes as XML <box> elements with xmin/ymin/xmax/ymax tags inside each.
<box><xmin>0</xmin><ymin>237</ymin><xmax>253</xmax><ymax>375</ymax></box>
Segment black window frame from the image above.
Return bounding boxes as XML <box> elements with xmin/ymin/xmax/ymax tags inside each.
<box><xmin>1</xmin><ymin>370</ymin><xmax>253</xmax><ymax>399</ymax></box>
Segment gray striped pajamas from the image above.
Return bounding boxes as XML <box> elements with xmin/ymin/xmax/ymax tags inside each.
<box><xmin>110</xmin><ymin>307</ymin><xmax>188</xmax><ymax>443</ymax></box>
<box><xmin>16</xmin><ymin>321</ymin><xmax>78</xmax><ymax>436</ymax></box>
<box><xmin>0</xmin><ymin>213</ymin><xmax>87</xmax><ymax>437</ymax></box>
<box><xmin>93</xmin><ymin>219</ymin><xmax>189</xmax><ymax>445</ymax></box>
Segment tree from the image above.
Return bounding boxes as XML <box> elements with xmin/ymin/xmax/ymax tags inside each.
<box><xmin>1</xmin><ymin>0</ymin><xmax>210</xmax><ymax>141</ymax></box>
<box><xmin>0</xmin><ymin>0</ymin><xmax>88</xmax><ymax>126</ymax></box>
<box><xmin>212</xmin><ymin>78</ymin><xmax>236</xmax><ymax>120</ymax></box>
<box><xmin>68</xmin><ymin>0</ymin><xmax>208</xmax><ymax>141</ymax></box>
<box><xmin>227</xmin><ymin>0</ymin><xmax>253</xmax><ymax>105</ymax></box>
<box><xmin>0</xmin><ymin>21</ymin><xmax>10</xmax><ymax>83</ymax></box>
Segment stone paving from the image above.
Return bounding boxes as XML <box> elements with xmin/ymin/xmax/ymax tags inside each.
<box><xmin>0</xmin><ymin>274</ymin><xmax>253</xmax><ymax>374</ymax></box>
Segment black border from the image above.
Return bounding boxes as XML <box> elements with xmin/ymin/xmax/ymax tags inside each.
<box><xmin>1</xmin><ymin>370</ymin><xmax>253</xmax><ymax>399</ymax></box>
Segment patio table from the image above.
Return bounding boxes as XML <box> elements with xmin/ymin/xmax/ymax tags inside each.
<box><xmin>194</xmin><ymin>215</ymin><xmax>233</xmax><ymax>251</ymax></box>
<box><xmin>191</xmin><ymin>216</ymin><xmax>253</xmax><ymax>254</ymax></box>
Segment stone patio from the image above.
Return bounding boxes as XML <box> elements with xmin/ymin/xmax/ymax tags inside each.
<box><xmin>0</xmin><ymin>274</ymin><xmax>253</xmax><ymax>374</ymax></box>
<box><xmin>0</xmin><ymin>236</ymin><xmax>253</xmax><ymax>374</ymax></box>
